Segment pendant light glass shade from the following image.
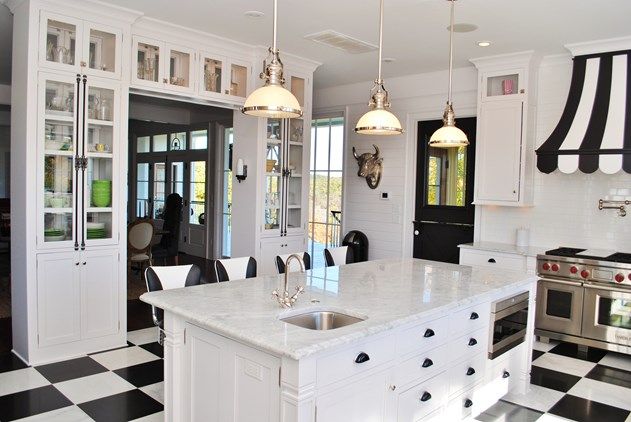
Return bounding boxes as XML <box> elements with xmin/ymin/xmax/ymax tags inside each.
<box><xmin>354</xmin><ymin>0</ymin><xmax>403</xmax><ymax>136</ymax></box>
<box><xmin>241</xmin><ymin>0</ymin><xmax>302</xmax><ymax>119</ymax></box>
<box><xmin>430</xmin><ymin>0</ymin><xmax>468</xmax><ymax>148</ymax></box>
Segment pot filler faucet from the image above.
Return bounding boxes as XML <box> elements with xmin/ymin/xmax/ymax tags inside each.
<box><xmin>272</xmin><ymin>254</ymin><xmax>305</xmax><ymax>308</ymax></box>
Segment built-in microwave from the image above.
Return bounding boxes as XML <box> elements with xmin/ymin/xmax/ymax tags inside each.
<box><xmin>488</xmin><ymin>291</ymin><xmax>530</xmax><ymax>359</ymax></box>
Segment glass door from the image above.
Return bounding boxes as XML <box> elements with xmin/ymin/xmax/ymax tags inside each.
<box><xmin>133</xmin><ymin>36</ymin><xmax>162</xmax><ymax>88</ymax></box>
<box><xmin>264</xmin><ymin>119</ymin><xmax>282</xmax><ymax>235</ymax></box>
<box><xmin>183</xmin><ymin>160</ymin><xmax>207</xmax><ymax>257</ymax></box>
<box><xmin>39</xmin><ymin>73</ymin><xmax>78</xmax><ymax>248</ymax></box>
<box><xmin>83</xmin><ymin>22</ymin><xmax>121</xmax><ymax>79</ymax></box>
<box><xmin>286</xmin><ymin>118</ymin><xmax>304</xmax><ymax>234</ymax></box>
<box><xmin>40</xmin><ymin>13</ymin><xmax>82</xmax><ymax>72</ymax></box>
<box><xmin>200</xmin><ymin>53</ymin><xmax>224</xmax><ymax>99</ymax></box>
<box><xmin>582</xmin><ymin>285</ymin><xmax>631</xmax><ymax>345</ymax></box>
<box><xmin>84</xmin><ymin>79</ymin><xmax>118</xmax><ymax>245</ymax></box>
<box><xmin>166</xmin><ymin>44</ymin><xmax>194</xmax><ymax>93</ymax></box>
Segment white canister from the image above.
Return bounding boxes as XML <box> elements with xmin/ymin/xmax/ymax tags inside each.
<box><xmin>516</xmin><ymin>228</ymin><xmax>530</xmax><ymax>247</ymax></box>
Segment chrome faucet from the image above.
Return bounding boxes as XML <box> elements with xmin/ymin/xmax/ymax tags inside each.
<box><xmin>272</xmin><ymin>254</ymin><xmax>305</xmax><ymax>308</ymax></box>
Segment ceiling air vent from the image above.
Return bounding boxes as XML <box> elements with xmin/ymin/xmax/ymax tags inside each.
<box><xmin>304</xmin><ymin>30</ymin><xmax>377</xmax><ymax>54</ymax></box>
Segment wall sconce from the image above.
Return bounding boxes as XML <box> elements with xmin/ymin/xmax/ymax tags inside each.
<box><xmin>236</xmin><ymin>158</ymin><xmax>247</xmax><ymax>183</ymax></box>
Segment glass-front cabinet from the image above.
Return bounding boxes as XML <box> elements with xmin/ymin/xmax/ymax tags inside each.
<box><xmin>132</xmin><ymin>36</ymin><xmax>195</xmax><ymax>93</ymax></box>
<box><xmin>482</xmin><ymin>69</ymin><xmax>525</xmax><ymax>100</ymax></box>
<box><xmin>198</xmin><ymin>52</ymin><xmax>250</xmax><ymax>101</ymax></box>
<box><xmin>40</xmin><ymin>12</ymin><xmax>122</xmax><ymax>79</ymax></box>
<box><xmin>38</xmin><ymin>72</ymin><xmax>119</xmax><ymax>249</ymax></box>
<box><xmin>263</xmin><ymin>74</ymin><xmax>307</xmax><ymax>236</ymax></box>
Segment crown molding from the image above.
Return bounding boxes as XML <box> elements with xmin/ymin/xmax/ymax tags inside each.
<box><xmin>565</xmin><ymin>36</ymin><xmax>631</xmax><ymax>57</ymax></box>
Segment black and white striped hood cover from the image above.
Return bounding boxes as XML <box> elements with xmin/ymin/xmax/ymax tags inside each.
<box><xmin>536</xmin><ymin>50</ymin><xmax>631</xmax><ymax>174</ymax></box>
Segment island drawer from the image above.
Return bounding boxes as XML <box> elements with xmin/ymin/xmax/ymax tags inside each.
<box><xmin>394</xmin><ymin>343</ymin><xmax>449</xmax><ymax>387</ymax></box>
<box><xmin>459</xmin><ymin>248</ymin><xmax>526</xmax><ymax>271</ymax></box>
<box><xmin>396</xmin><ymin>315</ymin><xmax>449</xmax><ymax>357</ymax></box>
<box><xmin>316</xmin><ymin>335</ymin><xmax>395</xmax><ymax>387</ymax></box>
<box><xmin>449</xmin><ymin>301</ymin><xmax>490</xmax><ymax>336</ymax></box>
<box><xmin>449</xmin><ymin>326</ymin><xmax>488</xmax><ymax>361</ymax></box>
<box><xmin>448</xmin><ymin>352</ymin><xmax>486</xmax><ymax>396</ymax></box>
<box><xmin>396</xmin><ymin>371</ymin><xmax>448</xmax><ymax>422</ymax></box>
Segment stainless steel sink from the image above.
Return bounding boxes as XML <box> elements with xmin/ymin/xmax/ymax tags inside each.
<box><xmin>280</xmin><ymin>311</ymin><xmax>364</xmax><ymax>330</ymax></box>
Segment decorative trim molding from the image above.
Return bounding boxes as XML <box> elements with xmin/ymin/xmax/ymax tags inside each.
<box><xmin>566</xmin><ymin>36</ymin><xmax>631</xmax><ymax>57</ymax></box>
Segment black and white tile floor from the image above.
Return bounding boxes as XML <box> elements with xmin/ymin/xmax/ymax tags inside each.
<box><xmin>1</xmin><ymin>332</ymin><xmax>631</xmax><ymax>421</ymax></box>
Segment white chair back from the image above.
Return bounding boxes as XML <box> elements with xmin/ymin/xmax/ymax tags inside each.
<box><xmin>215</xmin><ymin>257</ymin><xmax>254</xmax><ymax>281</ymax></box>
<box><xmin>325</xmin><ymin>246</ymin><xmax>349</xmax><ymax>266</ymax></box>
<box><xmin>129</xmin><ymin>221</ymin><xmax>154</xmax><ymax>251</ymax></box>
<box><xmin>277</xmin><ymin>253</ymin><xmax>305</xmax><ymax>273</ymax></box>
<box><xmin>147</xmin><ymin>264</ymin><xmax>194</xmax><ymax>290</ymax></box>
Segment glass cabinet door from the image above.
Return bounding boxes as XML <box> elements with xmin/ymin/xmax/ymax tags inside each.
<box><xmin>264</xmin><ymin>119</ymin><xmax>283</xmax><ymax>232</ymax></box>
<box><xmin>84</xmin><ymin>23</ymin><xmax>121</xmax><ymax>78</ymax></box>
<box><xmin>166</xmin><ymin>46</ymin><xmax>194</xmax><ymax>91</ymax></box>
<box><xmin>290</xmin><ymin>76</ymin><xmax>306</xmax><ymax>108</ymax></box>
<box><xmin>41</xmin><ymin>13</ymin><xmax>82</xmax><ymax>70</ymax></box>
<box><xmin>40</xmin><ymin>75</ymin><xmax>78</xmax><ymax>246</ymax></box>
<box><xmin>200</xmin><ymin>53</ymin><xmax>224</xmax><ymax>97</ymax></box>
<box><xmin>134</xmin><ymin>38</ymin><xmax>161</xmax><ymax>84</ymax></box>
<box><xmin>483</xmin><ymin>70</ymin><xmax>524</xmax><ymax>99</ymax></box>
<box><xmin>228</xmin><ymin>62</ymin><xmax>249</xmax><ymax>98</ymax></box>
<box><xmin>84</xmin><ymin>82</ymin><xmax>117</xmax><ymax>243</ymax></box>
<box><xmin>286</xmin><ymin>119</ymin><xmax>304</xmax><ymax>232</ymax></box>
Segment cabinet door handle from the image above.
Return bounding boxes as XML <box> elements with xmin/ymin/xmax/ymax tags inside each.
<box><xmin>488</xmin><ymin>258</ymin><xmax>496</xmax><ymax>263</ymax></box>
<box><xmin>464</xmin><ymin>399</ymin><xmax>473</xmax><ymax>408</ymax></box>
<box><xmin>419</xmin><ymin>391</ymin><xmax>432</xmax><ymax>402</ymax></box>
<box><xmin>75</xmin><ymin>262</ymin><xmax>80</xmax><ymax>266</ymax></box>
<box><xmin>470</xmin><ymin>312</ymin><xmax>479</xmax><ymax>320</ymax></box>
<box><xmin>82</xmin><ymin>262</ymin><xmax>87</xmax><ymax>265</ymax></box>
<box><xmin>354</xmin><ymin>352</ymin><xmax>370</xmax><ymax>364</ymax></box>
<box><xmin>423</xmin><ymin>328</ymin><xmax>435</xmax><ymax>338</ymax></box>
<box><xmin>422</xmin><ymin>358</ymin><xmax>433</xmax><ymax>368</ymax></box>
<box><xmin>468</xmin><ymin>338</ymin><xmax>477</xmax><ymax>346</ymax></box>
<box><xmin>466</xmin><ymin>367</ymin><xmax>476</xmax><ymax>376</ymax></box>
<box><xmin>503</xmin><ymin>371</ymin><xmax>510</xmax><ymax>379</ymax></box>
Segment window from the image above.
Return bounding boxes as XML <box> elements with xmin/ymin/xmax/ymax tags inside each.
<box><xmin>190</xmin><ymin>130</ymin><xmax>208</xmax><ymax>149</ymax></box>
<box><xmin>309</xmin><ymin>116</ymin><xmax>344</xmax><ymax>268</ymax></box>
<box><xmin>221</xmin><ymin>128</ymin><xmax>233</xmax><ymax>257</ymax></box>
<box><xmin>425</xmin><ymin>146</ymin><xmax>467</xmax><ymax>206</ymax></box>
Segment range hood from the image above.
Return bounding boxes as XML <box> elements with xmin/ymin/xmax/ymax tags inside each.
<box><xmin>536</xmin><ymin>41</ymin><xmax>631</xmax><ymax>174</ymax></box>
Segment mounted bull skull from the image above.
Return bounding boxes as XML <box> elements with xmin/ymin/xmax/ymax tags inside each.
<box><xmin>352</xmin><ymin>144</ymin><xmax>383</xmax><ymax>189</ymax></box>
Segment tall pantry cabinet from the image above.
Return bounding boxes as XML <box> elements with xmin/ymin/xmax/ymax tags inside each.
<box><xmin>11</xmin><ymin>0</ymin><xmax>134</xmax><ymax>364</ymax></box>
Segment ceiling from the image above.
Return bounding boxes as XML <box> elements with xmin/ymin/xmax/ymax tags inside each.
<box><xmin>102</xmin><ymin>0</ymin><xmax>631</xmax><ymax>89</ymax></box>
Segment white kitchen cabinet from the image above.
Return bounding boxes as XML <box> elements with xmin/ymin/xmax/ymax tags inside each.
<box><xmin>132</xmin><ymin>36</ymin><xmax>195</xmax><ymax>93</ymax></box>
<box><xmin>184</xmin><ymin>323</ymin><xmax>280</xmax><ymax>422</ymax></box>
<box><xmin>40</xmin><ymin>11</ymin><xmax>123</xmax><ymax>79</ymax></box>
<box><xmin>36</xmin><ymin>252</ymin><xmax>81</xmax><ymax>347</ymax></box>
<box><xmin>470</xmin><ymin>52</ymin><xmax>539</xmax><ymax>206</ymax></box>
<box><xmin>80</xmin><ymin>249</ymin><xmax>119</xmax><ymax>339</ymax></box>
<box><xmin>315</xmin><ymin>369</ymin><xmax>390</xmax><ymax>422</ymax></box>
<box><xmin>259</xmin><ymin>235</ymin><xmax>306</xmax><ymax>275</ymax></box>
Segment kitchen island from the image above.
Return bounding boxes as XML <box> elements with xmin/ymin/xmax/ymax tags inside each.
<box><xmin>141</xmin><ymin>258</ymin><xmax>537</xmax><ymax>422</ymax></box>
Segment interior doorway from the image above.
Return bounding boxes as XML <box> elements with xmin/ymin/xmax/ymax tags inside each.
<box><xmin>413</xmin><ymin>117</ymin><xmax>476</xmax><ymax>263</ymax></box>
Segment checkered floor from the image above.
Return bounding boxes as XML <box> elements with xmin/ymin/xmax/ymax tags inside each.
<box><xmin>1</xmin><ymin>333</ymin><xmax>631</xmax><ymax>421</ymax></box>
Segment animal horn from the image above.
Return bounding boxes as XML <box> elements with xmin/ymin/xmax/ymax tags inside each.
<box><xmin>352</xmin><ymin>147</ymin><xmax>360</xmax><ymax>159</ymax></box>
<box><xmin>373</xmin><ymin>144</ymin><xmax>380</xmax><ymax>157</ymax></box>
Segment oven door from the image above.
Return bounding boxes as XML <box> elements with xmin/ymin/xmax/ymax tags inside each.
<box><xmin>536</xmin><ymin>279</ymin><xmax>584</xmax><ymax>336</ymax></box>
<box><xmin>582</xmin><ymin>284</ymin><xmax>631</xmax><ymax>347</ymax></box>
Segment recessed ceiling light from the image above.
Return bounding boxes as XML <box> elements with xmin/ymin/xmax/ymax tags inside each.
<box><xmin>477</xmin><ymin>41</ymin><xmax>491</xmax><ymax>47</ymax></box>
<box><xmin>382</xmin><ymin>57</ymin><xmax>396</xmax><ymax>63</ymax></box>
<box><xmin>244</xmin><ymin>10</ymin><xmax>265</xmax><ymax>18</ymax></box>
<box><xmin>447</xmin><ymin>23</ymin><xmax>478</xmax><ymax>33</ymax></box>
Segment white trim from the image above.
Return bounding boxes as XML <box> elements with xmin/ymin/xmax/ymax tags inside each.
<box><xmin>565</xmin><ymin>36</ymin><xmax>631</xmax><ymax>57</ymax></box>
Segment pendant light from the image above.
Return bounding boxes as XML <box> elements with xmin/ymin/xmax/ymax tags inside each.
<box><xmin>355</xmin><ymin>0</ymin><xmax>403</xmax><ymax>136</ymax></box>
<box><xmin>241</xmin><ymin>0</ymin><xmax>302</xmax><ymax>119</ymax></box>
<box><xmin>429</xmin><ymin>0</ymin><xmax>469</xmax><ymax>148</ymax></box>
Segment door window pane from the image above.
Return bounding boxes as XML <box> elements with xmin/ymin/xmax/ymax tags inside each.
<box><xmin>425</xmin><ymin>146</ymin><xmax>467</xmax><ymax>206</ymax></box>
<box><xmin>170</xmin><ymin>162</ymin><xmax>184</xmax><ymax>198</ymax></box>
<box><xmin>222</xmin><ymin>128</ymin><xmax>233</xmax><ymax>257</ymax></box>
<box><xmin>136</xmin><ymin>163</ymin><xmax>149</xmax><ymax>217</ymax></box>
<box><xmin>153</xmin><ymin>163</ymin><xmax>166</xmax><ymax>219</ymax></box>
<box><xmin>190</xmin><ymin>130</ymin><xmax>207</xmax><ymax>150</ymax></box>
<box><xmin>170</xmin><ymin>132</ymin><xmax>186</xmax><ymax>150</ymax></box>
<box><xmin>153</xmin><ymin>134</ymin><xmax>167</xmax><ymax>152</ymax></box>
<box><xmin>137</xmin><ymin>136</ymin><xmax>150</xmax><ymax>153</ymax></box>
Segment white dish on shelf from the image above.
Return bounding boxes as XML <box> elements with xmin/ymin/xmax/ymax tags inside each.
<box><xmin>86</xmin><ymin>222</ymin><xmax>106</xmax><ymax>229</ymax></box>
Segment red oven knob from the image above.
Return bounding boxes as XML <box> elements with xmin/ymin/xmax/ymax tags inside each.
<box><xmin>615</xmin><ymin>273</ymin><xmax>625</xmax><ymax>283</ymax></box>
<box><xmin>542</xmin><ymin>263</ymin><xmax>550</xmax><ymax>271</ymax></box>
<box><xmin>570</xmin><ymin>266</ymin><xmax>578</xmax><ymax>274</ymax></box>
<box><xmin>581</xmin><ymin>270</ymin><xmax>590</xmax><ymax>279</ymax></box>
<box><xmin>629</xmin><ymin>273</ymin><xmax>631</xmax><ymax>281</ymax></box>
<box><xmin>551</xmin><ymin>264</ymin><xmax>560</xmax><ymax>272</ymax></box>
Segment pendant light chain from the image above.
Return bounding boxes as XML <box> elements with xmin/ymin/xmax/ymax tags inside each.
<box><xmin>447</xmin><ymin>0</ymin><xmax>454</xmax><ymax>105</ymax></box>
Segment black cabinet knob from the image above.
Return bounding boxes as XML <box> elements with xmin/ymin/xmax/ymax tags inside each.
<box><xmin>470</xmin><ymin>312</ymin><xmax>479</xmax><ymax>320</ymax></box>
<box><xmin>423</xmin><ymin>328</ymin><xmax>435</xmax><ymax>338</ymax></box>
<box><xmin>466</xmin><ymin>367</ymin><xmax>476</xmax><ymax>376</ymax></box>
<box><xmin>468</xmin><ymin>338</ymin><xmax>477</xmax><ymax>346</ymax></box>
<box><xmin>464</xmin><ymin>399</ymin><xmax>473</xmax><ymax>408</ymax></box>
<box><xmin>355</xmin><ymin>352</ymin><xmax>370</xmax><ymax>364</ymax></box>
<box><xmin>420</xmin><ymin>391</ymin><xmax>432</xmax><ymax>402</ymax></box>
<box><xmin>503</xmin><ymin>370</ymin><xmax>510</xmax><ymax>379</ymax></box>
<box><xmin>488</xmin><ymin>258</ymin><xmax>496</xmax><ymax>263</ymax></box>
<box><xmin>422</xmin><ymin>358</ymin><xmax>433</xmax><ymax>368</ymax></box>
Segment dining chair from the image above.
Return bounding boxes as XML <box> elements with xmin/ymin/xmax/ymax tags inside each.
<box><xmin>128</xmin><ymin>219</ymin><xmax>154</xmax><ymax>274</ymax></box>
<box><xmin>275</xmin><ymin>252</ymin><xmax>311</xmax><ymax>274</ymax></box>
<box><xmin>144</xmin><ymin>264</ymin><xmax>202</xmax><ymax>344</ymax></box>
<box><xmin>214</xmin><ymin>256</ymin><xmax>257</xmax><ymax>282</ymax></box>
<box><xmin>323</xmin><ymin>246</ymin><xmax>354</xmax><ymax>267</ymax></box>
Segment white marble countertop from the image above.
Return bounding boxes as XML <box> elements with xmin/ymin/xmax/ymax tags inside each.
<box><xmin>459</xmin><ymin>241</ymin><xmax>550</xmax><ymax>257</ymax></box>
<box><xmin>140</xmin><ymin>258</ymin><xmax>536</xmax><ymax>360</ymax></box>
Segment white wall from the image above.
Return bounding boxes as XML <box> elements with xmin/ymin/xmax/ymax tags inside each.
<box><xmin>315</xmin><ymin>56</ymin><xmax>631</xmax><ymax>258</ymax></box>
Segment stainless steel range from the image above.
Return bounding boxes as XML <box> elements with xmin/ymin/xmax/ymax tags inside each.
<box><xmin>535</xmin><ymin>247</ymin><xmax>631</xmax><ymax>354</ymax></box>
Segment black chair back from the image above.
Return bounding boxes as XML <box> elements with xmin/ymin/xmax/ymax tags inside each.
<box><xmin>275</xmin><ymin>252</ymin><xmax>311</xmax><ymax>274</ymax></box>
<box><xmin>145</xmin><ymin>264</ymin><xmax>202</xmax><ymax>328</ymax></box>
<box><xmin>215</xmin><ymin>257</ymin><xmax>257</xmax><ymax>282</ymax></box>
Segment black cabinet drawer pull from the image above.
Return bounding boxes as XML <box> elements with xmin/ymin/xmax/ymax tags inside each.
<box><xmin>470</xmin><ymin>312</ymin><xmax>479</xmax><ymax>320</ymax></box>
<box><xmin>468</xmin><ymin>338</ymin><xmax>477</xmax><ymax>346</ymax></box>
<box><xmin>423</xmin><ymin>328</ymin><xmax>435</xmax><ymax>338</ymax></box>
<box><xmin>464</xmin><ymin>399</ymin><xmax>473</xmax><ymax>408</ymax></box>
<box><xmin>422</xmin><ymin>358</ymin><xmax>433</xmax><ymax>368</ymax></box>
<box><xmin>466</xmin><ymin>367</ymin><xmax>476</xmax><ymax>376</ymax></box>
<box><xmin>488</xmin><ymin>258</ymin><xmax>496</xmax><ymax>263</ymax></box>
<box><xmin>503</xmin><ymin>371</ymin><xmax>510</xmax><ymax>379</ymax></box>
<box><xmin>420</xmin><ymin>391</ymin><xmax>432</xmax><ymax>402</ymax></box>
<box><xmin>355</xmin><ymin>352</ymin><xmax>370</xmax><ymax>364</ymax></box>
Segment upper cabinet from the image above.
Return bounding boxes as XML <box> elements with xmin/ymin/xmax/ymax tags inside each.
<box><xmin>198</xmin><ymin>51</ymin><xmax>251</xmax><ymax>101</ymax></box>
<box><xmin>471</xmin><ymin>52</ymin><xmax>539</xmax><ymax>207</ymax></box>
<box><xmin>40</xmin><ymin>12</ymin><xmax>122</xmax><ymax>79</ymax></box>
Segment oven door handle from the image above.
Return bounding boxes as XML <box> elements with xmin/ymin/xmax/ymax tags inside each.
<box><xmin>584</xmin><ymin>283</ymin><xmax>631</xmax><ymax>293</ymax></box>
<box><xmin>539</xmin><ymin>278</ymin><xmax>583</xmax><ymax>288</ymax></box>
<box><xmin>493</xmin><ymin>300</ymin><xmax>529</xmax><ymax>321</ymax></box>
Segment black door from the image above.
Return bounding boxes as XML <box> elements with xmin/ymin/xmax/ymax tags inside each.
<box><xmin>413</xmin><ymin>118</ymin><xmax>476</xmax><ymax>263</ymax></box>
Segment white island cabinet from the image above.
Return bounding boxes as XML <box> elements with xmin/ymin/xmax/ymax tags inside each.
<box><xmin>141</xmin><ymin>258</ymin><xmax>537</xmax><ymax>422</ymax></box>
